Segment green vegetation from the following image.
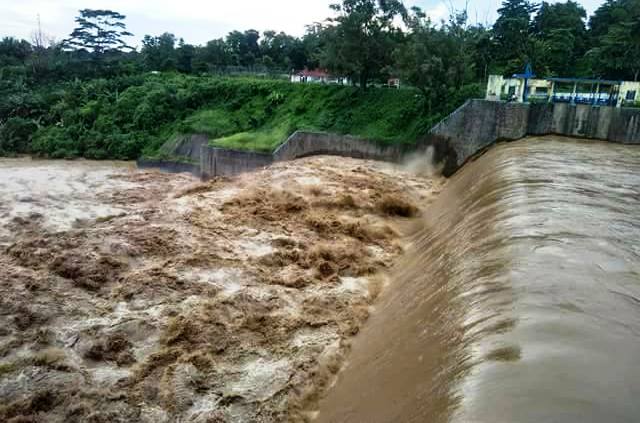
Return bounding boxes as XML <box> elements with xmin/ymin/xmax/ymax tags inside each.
<box><xmin>64</xmin><ymin>9</ymin><xmax>134</xmax><ymax>53</ymax></box>
<box><xmin>193</xmin><ymin>79</ymin><xmax>476</xmax><ymax>153</ymax></box>
<box><xmin>212</xmin><ymin>126</ymin><xmax>291</xmax><ymax>153</ymax></box>
<box><xmin>0</xmin><ymin>0</ymin><xmax>638</xmax><ymax>159</ymax></box>
<box><xmin>0</xmin><ymin>70</ymin><xmax>478</xmax><ymax>159</ymax></box>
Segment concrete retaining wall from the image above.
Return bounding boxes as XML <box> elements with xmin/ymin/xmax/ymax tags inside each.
<box><xmin>273</xmin><ymin>131</ymin><xmax>403</xmax><ymax>162</ymax></box>
<box><xmin>199</xmin><ymin>131</ymin><xmax>406</xmax><ymax>179</ymax></box>
<box><xmin>430</xmin><ymin>99</ymin><xmax>640</xmax><ymax>175</ymax></box>
<box><xmin>136</xmin><ymin>159</ymin><xmax>201</xmax><ymax>176</ymax></box>
<box><xmin>159</xmin><ymin>134</ymin><xmax>209</xmax><ymax>162</ymax></box>
<box><xmin>611</xmin><ymin>107</ymin><xmax>640</xmax><ymax>143</ymax></box>
<box><xmin>200</xmin><ymin>147</ymin><xmax>273</xmax><ymax>179</ymax></box>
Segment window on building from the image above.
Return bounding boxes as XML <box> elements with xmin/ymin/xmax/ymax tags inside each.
<box><xmin>626</xmin><ymin>90</ymin><xmax>637</xmax><ymax>101</ymax></box>
<box><xmin>508</xmin><ymin>86</ymin><xmax>516</xmax><ymax>95</ymax></box>
<box><xmin>536</xmin><ymin>87</ymin><xmax>549</xmax><ymax>95</ymax></box>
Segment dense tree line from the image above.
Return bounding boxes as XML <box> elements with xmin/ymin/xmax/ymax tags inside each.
<box><xmin>3</xmin><ymin>0</ymin><xmax>638</xmax><ymax>84</ymax></box>
<box><xmin>1</xmin><ymin>0</ymin><xmax>639</xmax><ymax>157</ymax></box>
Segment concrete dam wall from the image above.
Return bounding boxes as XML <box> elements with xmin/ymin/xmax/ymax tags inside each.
<box><xmin>315</xmin><ymin>137</ymin><xmax>640</xmax><ymax>422</ymax></box>
<box><xmin>139</xmin><ymin>100</ymin><xmax>640</xmax><ymax>178</ymax></box>
<box><xmin>427</xmin><ymin>100</ymin><xmax>640</xmax><ymax>175</ymax></box>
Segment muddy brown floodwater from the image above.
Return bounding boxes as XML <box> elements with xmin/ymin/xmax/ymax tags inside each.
<box><xmin>0</xmin><ymin>155</ymin><xmax>442</xmax><ymax>422</ymax></box>
<box><xmin>0</xmin><ymin>159</ymin><xmax>141</xmax><ymax>246</ymax></box>
<box><xmin>316</xmin><ymin>136</ymin><xmax>640</xmax><ymax>423</ymax></box>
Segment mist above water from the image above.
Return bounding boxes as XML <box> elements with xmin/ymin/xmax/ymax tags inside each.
<box><xmin>400</xmin><ymin>145</ymin><xmax>444</xmax><ymax>178</ymax></box>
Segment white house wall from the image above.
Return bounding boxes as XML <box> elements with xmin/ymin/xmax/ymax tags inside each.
<box><xmin>620</xmin><ymin>81</ymin><xmax>640</xmax><ymax>106</ymax></box>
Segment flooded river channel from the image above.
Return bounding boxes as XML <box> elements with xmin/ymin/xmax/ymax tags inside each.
<box><xmin>317</xmin><ymin>136</ymin><xmax>640</xmax><ymax>423</ymax></box>
<box><xmin>2</xmin><ymin>136</ymin><xmax>639</xmax><ymax>422</ymax></box>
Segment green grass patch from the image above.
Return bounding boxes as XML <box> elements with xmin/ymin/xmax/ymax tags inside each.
<box><xmin>180</xmin><ymin>109</ymin><xmax>241</xmax><ymax>138</ymax></box>
<box><xmin>211</xmin><ymin>125</ymin><xmax>290</xmax><ymax>152</ymax></box>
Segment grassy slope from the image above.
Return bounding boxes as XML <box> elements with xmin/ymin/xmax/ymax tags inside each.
<box><xmin>175</xmin><ymin>78</ymin><xmax>444</xmax><ymax>153</ymax></box>
<box><xmin>26</xmin><ymin>73</ymin><xmax>481</xmax><ymax>159</ymax></box>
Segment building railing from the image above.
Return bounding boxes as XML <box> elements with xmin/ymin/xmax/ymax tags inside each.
<box><xmin>550</xmin><ymin>94</ymin><xmax>617</xmax><ymax>106</ymax></box>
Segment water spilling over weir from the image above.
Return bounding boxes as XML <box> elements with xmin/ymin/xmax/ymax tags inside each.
<box><xmin>316</xmin><ymin>136</ymin><xmax>640</xmax><ymax>422</ymax></box>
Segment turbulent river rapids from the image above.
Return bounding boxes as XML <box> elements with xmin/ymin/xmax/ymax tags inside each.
<box><xmin>317</xmin><ymin>136</ymin><xmax>640</xmax><ymax>423</ymax></box>
<box><xmin>1</xmin><ymin>136</ymin><xmax>639</xmax><ymax>422</ymax></box>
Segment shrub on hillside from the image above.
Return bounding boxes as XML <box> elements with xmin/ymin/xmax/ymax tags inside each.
<box><xmin>0</xmin><ymin>117</ymin><xmax>38</xmax><ymax>154</ymax></box>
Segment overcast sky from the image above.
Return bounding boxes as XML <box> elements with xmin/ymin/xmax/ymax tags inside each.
<box><xmin>1</xmin><ymin>0</ymin><xmax>606</xmax><ymax>47</ymax></box>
